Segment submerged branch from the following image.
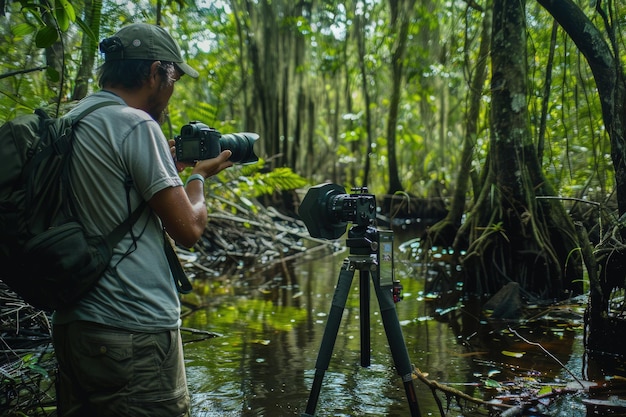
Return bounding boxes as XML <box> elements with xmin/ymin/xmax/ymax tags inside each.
<box><xmin>508</xmin><ymin>327</ymin><xmax>585</xmax><ymax>389</ymax></box>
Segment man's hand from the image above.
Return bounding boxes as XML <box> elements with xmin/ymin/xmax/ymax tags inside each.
<box><xmin>168</xmin><ymin>139</ymin><xmax>233</xmax><ymax>175</ymax></box>
<box><xmin>193</xmin><ymin>150</ymin><xmax>234</xmax><ymax>178</ymax></box>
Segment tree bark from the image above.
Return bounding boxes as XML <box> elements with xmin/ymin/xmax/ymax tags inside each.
<box><xmin>457</xmin><ymin>0</ymin><xmax>583</xmax><ymax>300</ymax></box>
<box><xmin>71</xmin><ymin>0</ymin><xmax>101</xmax><ymax>101</ymax></box>
<box><xmin>537</xmin><ymin>0</ymin><xmax>626</xmax><ymax>355</ymax></box>
<box><xmin>428</xmin><ymin>2</ymin><xmax>492</xmax><ymax>246</ymax></box>
<box><xmin>386</xmin><ymin>0</ymin><xmax>416</xmax><ymax>195</ymax></box>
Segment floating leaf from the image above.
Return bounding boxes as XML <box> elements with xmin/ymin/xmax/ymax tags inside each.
<box><xmin>502</xmin><ymin>350</ymin><xmax>525</xmax><ymax>358</ymax></box>
<box><xmin>484</xmin><ymin>378</ymin><xmax>501</xmax><ymax>388</ymax></box>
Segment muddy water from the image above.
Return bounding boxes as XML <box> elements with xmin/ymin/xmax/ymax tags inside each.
<box><xmin>181</xmin><ymin>243</ymin><xmax>592</xmax><ymax>417</ymax></box>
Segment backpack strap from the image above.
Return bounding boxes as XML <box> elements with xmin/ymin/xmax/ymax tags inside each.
<box><xmin>104</xmin><ymin>201</ymin><xmax>148</xmax><ymax>248</ymax></box>
<box><xmin>109</xmin><ymin>176</ymin><xmax>193</xmax><ymax>294</ymax></box>
<box><xmin>62</xmin><ymin>101</ymin><xmax>122</xmax><ymax>220</ymax></box>
<box><xmin>70</xmin><ymin>100</ymin><xmax>122</xmax><ymax>125</ymax></box>
<box><xmin>22</xmin><ymin>102</ymin><xmax>120</xmax><ymax>189</ymax></box>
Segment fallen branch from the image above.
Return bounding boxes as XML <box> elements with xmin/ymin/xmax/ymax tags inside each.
<box><xmin>413</xmin><ymin>367</ymin><xmax>513</xmax><ymax>415</ymax></box>
<box><xmin>508</xmin><ymin>326</ymin><xmax>586</xmax><ymax>389</ymax></box>
<box><xmin>414</xmin><ymin>366</ymin><xmax>580</xmax><ymax>416</ymax></box>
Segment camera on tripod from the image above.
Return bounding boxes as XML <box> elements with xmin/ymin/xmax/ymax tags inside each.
<box><xmin>175</xmin><ymin>121</ymin><xmax>259</xmax><ymax>164</ymax></box>
<box><xmin>298</xmin><ymin>183</ymin><xmax>400</xmax><ymax>294</ymax></box>
<box><xmin>299</xmin><ymin>184</ymin><xmax>418</xmax><ymax>417</ymax></box>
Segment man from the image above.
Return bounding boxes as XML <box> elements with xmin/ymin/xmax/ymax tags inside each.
<box><xmin>51</xmin><ymin>23</ymin><xmax>232</xmax><ymax>416</ymax></box>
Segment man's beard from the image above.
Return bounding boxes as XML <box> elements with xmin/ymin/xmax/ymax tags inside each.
<box><xmin>147</xmin><ymin>84</ymin><xmax>171</xmax><ymax>124</ymax></box>
<box><xmin>155</xmin><ymin>108</ymin><xmax>168</xmax><ymax>125</ymax></box>
<box><xmin>147</xmin><ymin>103</ymin><xmax>168</xmax><ymax>125</ymax></box>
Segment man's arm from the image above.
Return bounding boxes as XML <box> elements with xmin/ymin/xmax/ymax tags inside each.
<box><xmin>149</xmin><ymin>149</ymin><xmax>233</xmax><ymax>248</ymax></box>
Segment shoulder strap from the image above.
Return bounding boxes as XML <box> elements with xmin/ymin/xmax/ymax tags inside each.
<box><xmin>70</xmin><ymin>100</ymin><xmax>122</xmax><ymax>125</ymax></box>
<box><xmin>104</xmin><ymin>201</ymin><xmax>148</xmax><ymax>248</ymax></box>
<box><xmin>63</xmin><ymin>101</ymin><xmax>123</xmax><ymax>220</ymax></box>
<box><xmin>105</xmin><ymin>177</ymin><xmax>193</xmax><ymax>294</ymax></box>
<box><xmin>104</xmin><ymin>202</ymin><xmax>193</xmax><ymax>295</ymax></box>
<box><xmin>163</xmin><ymin>232</ymin><xmax>193</xmax><ymax>294</ymax></box>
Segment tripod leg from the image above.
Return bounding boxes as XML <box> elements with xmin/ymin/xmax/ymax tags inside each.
<box><xmin>373</xmin><ymin>279</ymin><xmax>422</xmax><ymax>417</ymax></box>
<box><xmin>302</xmin><ymin>259</ymin><xmax>355</xmax><ymax>417</ymax></box>
<box><xmin>360</xmin><ymin>269</ymin><xmax>371</xmax><ymax>367</ymax></box>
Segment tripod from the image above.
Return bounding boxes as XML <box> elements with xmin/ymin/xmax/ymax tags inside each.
<box><xmin>302</xmin><ymin>225</ymin><xmax>421</xmax><ymax>417</ymax></box>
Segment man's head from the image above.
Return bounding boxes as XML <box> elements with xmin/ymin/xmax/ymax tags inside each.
<box><xmin>98</xmin><ymin>23</ymin><xmax>198</xmax><ymax>122</ymax></box>
<box><xmin>99</xmin><ymin>23</ymin><xmax>198</xmax><ymax>79</ymax></box>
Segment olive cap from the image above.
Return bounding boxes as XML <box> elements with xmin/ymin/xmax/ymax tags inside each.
<box><xmin>100</xmin><ymin>23</ymin><xmax>199</xmax><ymax>78</ymax></box>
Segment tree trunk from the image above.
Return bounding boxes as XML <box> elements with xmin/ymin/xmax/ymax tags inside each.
<box><xmin>536</xmin><ymin>0</ymin><xmax>626</xmax><ymax>215</ymax></box>
<box><xmin>457</xmin><ymin>0</ymin><xmax>583</xmax><ymax>301</ymax></box>
<box><xmin>537</xmin><ymin>0</ymin><xmax>626</xmax><ymax>355</ymax></box>
<box><xmin>428</xmin><ymin>2</ymin><xmax>492</xmax><ymax>247</ymax></box>
<box><xmin>385</xmin><ymin>0</ymin><xmax>415</xmax><ymax>195</ymax></box>
<box><xmin>355</xmin><ymin>12</ymin><xmax>373</xmax><ymax>188</ymax></box>
<box><xmin>239</xmin><ymin>0</ymin><xmax>280</xmax><ymax>164</ymax></box>
<box><xmin>71</xmin><ymin>0</ymin><xmax>101</xmax><ymax>101</ymax></box>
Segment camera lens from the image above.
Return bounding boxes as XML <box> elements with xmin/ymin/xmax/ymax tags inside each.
<box><xmin>219</xmin><ymin>133</ymin><xmax>260</xmax><ymax>164</ymax></box>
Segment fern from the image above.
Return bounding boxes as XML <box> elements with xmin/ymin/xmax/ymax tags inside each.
<box><xmin>179</xmin><ymin>102</ymin><xmax>220</xmax><ymax>127</ymax></box>
<box><xmin>224</xmin><ymin>164</ymin><xmax>308</xmax><ymax>198</ymax></box>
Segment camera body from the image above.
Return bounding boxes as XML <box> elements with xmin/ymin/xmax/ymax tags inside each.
<box><xmin>175</xmin><ymin>122</ymin><xmax>222</xmax><ymax>162</ymax></box>
<box><xmin>299</xmin><ymin>184</ymin><xmax>376</xmax><ymax>240</ymax></box>
<box><xmin>175</xmin><ymin>121</ymin><xmax>259</xmax><ymax>164</ymax></box>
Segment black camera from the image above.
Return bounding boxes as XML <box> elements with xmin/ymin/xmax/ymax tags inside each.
<box><xmin>175</xmin><ymin>121</ymin><xmax>259</xmax><ymax>164</ymax></box>
<box><xmin>298</xmin><ymin>183</ymin><xmax>376</xmax><ymax>240</ymax></box>
<box><xmin>299</xmin><ymin>183</ymin><xmax>398</xmax><ymax>291</ymax></box>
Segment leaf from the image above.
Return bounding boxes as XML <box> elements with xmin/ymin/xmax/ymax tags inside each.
<box><xmin>55</xmin><ymin>0</ymin><xmax>76</xmax><ymax>31</ymax></box>
<box><xmin>35</xmin><ymin>25</ymin><xmax>58</xmax><ymax>48</ymax></box>
<box><xmin>538</xmin><ymin>385</ymin><xmax>553</xmax><ymax>396</ymax></box>
<box><xmin>12</xmin><ymin>23</ymin><xmax>36</xmax><ymax>37</ymax></box>
<box><xmin>46</xmin><ymin>66</ymin><xmax>60</xmax><ymax>82</ymax></box>
<box><xmin>27</xmin><ymin>364</ymin><xmax>49</xmax><ymax>378</ymax></box>
<box><xmin>484</xmin><ymin>378</ymin><xmax>502</xmax><ymax>388</ymax></box>
<box><xmin>74</xmin><ymin>17</ymin><xmax>97</xmax><ymax>43</ymax></box>
<box><xmin>502</xmin><ymin>350</ymin><xmax>525</xmax><ymax>358</ymax></box>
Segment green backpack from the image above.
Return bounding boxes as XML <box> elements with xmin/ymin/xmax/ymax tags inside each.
<box><xmin>0</xmin><ymin>102</ymin><xmax>148</xmax><ymax>311</ymax></box>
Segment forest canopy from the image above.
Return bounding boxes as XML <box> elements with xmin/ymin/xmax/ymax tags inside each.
<box><xmin>0</xmin><ymin>0</ymin><xmax>614</xmax><ymax>201</ymax></box>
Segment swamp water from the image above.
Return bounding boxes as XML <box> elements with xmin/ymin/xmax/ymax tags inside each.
<box><xmin>180</xmin><ymin>241</ymin><xmax>594</xmax><ymax>417</ymax></box>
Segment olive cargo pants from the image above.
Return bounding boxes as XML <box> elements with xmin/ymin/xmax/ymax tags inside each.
<box><xmin>53</xmin><ymin>321</ymin><xmax>190</xmax><ymax>417</ymax></box>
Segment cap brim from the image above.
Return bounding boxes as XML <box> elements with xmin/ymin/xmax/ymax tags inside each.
<box><xmin>176</xmin><ymin>62</ymin><xmax>199</xmax><ymax>78</ymax></box>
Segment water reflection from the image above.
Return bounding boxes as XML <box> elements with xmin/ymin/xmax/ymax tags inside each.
<box><xmin>182</xmin><ymin>243</ymin><xmax>592</xmax><ymax>416</ymax></box>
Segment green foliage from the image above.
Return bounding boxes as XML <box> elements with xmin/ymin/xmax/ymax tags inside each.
<box><xmin>0</xmin><ymin>0</ymin><xmax>621</xmax><ymax>208</ymax></box>
<box><xmin>181</xmin><ymin>161</ymin><xmax>307</xmax><ymax>205</ymax></box>
<box><xmin>234</xmin><ymin>165</ymin><xmax>308</xmax><ymax>198</ymax></box>
<box><xmin>17</xmin><ymin>0</ymin><xmax>77</xmax><ymax>47</ymax></box>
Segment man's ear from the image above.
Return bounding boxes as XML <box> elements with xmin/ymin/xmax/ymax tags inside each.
<box><xmin>149</xmin><ymin>61</ymin><xmax>162</xmax><ymax>86</ymax></box>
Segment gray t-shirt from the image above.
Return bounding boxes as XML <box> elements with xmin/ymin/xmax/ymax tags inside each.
<box><xmin>52</xmin><ymin>90</ymin><xmax>185</xmax><ymax>331</ymax></box>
